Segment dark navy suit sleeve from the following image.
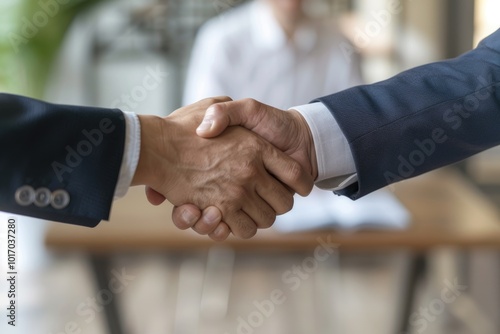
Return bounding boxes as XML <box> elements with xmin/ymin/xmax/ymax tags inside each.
<box><xmin>0</xmin><ymin>93</ymin><xmax>126</xmax><ymax>227</ymax></box>
<box><xmin>315</xmin><ymin>29</ymin><xmax>500</xmax><ymax>200</ymax></box>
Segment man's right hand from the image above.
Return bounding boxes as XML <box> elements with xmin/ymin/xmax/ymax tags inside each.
<box><xmin>172</xmin><ymin>98</ymin><xmax>318</xmax><ymax>241</ymax></box>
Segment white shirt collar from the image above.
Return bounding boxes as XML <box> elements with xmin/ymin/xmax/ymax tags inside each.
<box><xmin>250</xmin><ymin>1</ymin><xmax>318</xmax><ymax>52</ymax></box>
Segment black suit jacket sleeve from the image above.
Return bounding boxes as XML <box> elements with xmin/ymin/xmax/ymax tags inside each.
<box><xmin>0</xmin><ymin>93</ymin><xmax>126</xmax><ymax>227</ymax></box>
<box><xmin>315</xmin><ymin>29</ymin><xmax>500</xmax><ymax>200</ymax></box>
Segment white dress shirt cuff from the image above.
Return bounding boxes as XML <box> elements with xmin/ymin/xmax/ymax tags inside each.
<box><xmin>114</xmin><ymin>111</ymin><xmax>141</xmax><ymax>199</ymax></box>
<box><xmin>291</xmin><ymin>102</ymin><xmax>358</xmax><ymax>191</ymax></box>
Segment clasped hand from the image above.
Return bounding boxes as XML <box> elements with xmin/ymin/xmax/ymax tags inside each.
<box><xmin>133</xmin><ymin>97</ymin><xmax>317</xmax><ymax>241</ymax></box>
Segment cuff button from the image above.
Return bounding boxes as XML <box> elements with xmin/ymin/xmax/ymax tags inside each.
<box><xmin>34</xmin><ymin>188</ymin><xmax>52</xmax><ymax>207</ymax></box>
<box><xmin>15</xmin><ymin>186</ymin><xmax>35</xmax><ymax>206</ymax></box>
<box><xmin>51</xmin><ymin>190</ymin><xmax>70</xmax><ymax>210</ymax></box>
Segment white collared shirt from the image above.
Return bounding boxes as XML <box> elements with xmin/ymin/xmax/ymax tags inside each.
<box><xmin>183</xmin><ymin>0</ymin><xmax>363</xmax><ymax>110</ymax></box>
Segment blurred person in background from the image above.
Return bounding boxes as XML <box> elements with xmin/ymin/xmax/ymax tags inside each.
<box><xmin>183</xmin><ymin>0</ymin><xmax>363</xmax><ymax>109</ymax></box>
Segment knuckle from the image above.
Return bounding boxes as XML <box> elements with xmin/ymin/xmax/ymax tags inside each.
<box><xmin>245</xmin><ymin>140</ymin><xmax>264</xmax><ymax>159</ymax></box>
<box><xmin>239</xmin><ymin>225</ymin><xmax>257</xmax><ymax>239</ymax></box>
<box><xmin>276</xmin><ymin>192</ymin><xmax>294</xmax><ymax>215</ymax></box>
<box><xmin>214</xmin><ymin>95</ymin><xmax>232</xmax><ymax>103</ymax></box>
<box><xmin>242</xmin><ymin>166</ymin><xmax>259</xmax><ymax>181</ymax></box>
<box><xmin>232</xmin><ymin>216</ymin><xmax>257</xmax><ymax>239</ymax></box>
<box><xmin>230</xmin><ymin>186</ymin><xmax>247</xmax><ymax>203</ymax></box>
<box><xmin>285</xmin><ymin>195</ymin><xmax>294</xmax><ymax>212</ymax></box>
<box><xmin>276</xmin><ymin>194</ymin><xmax>294</xmax><ymax>215</ymax></box>
<box><xmin>248</xmin><ymin>139</ymin><xmax>262</xmax><ymax>151</ymax></box>
<box><xmin>201</xmin><ymin>97</ymin><xmax>218</xmax><ymax>105</ymax></box>
<box><xmin>243</xmin><ymin>98</ymin><xmax>259</xmax><ymax>109</ymax></box>
<box><xmin>259</xmin><ymin>210</ymin><xmax>276</xmax><ymax>229</ymax></box>
<box><xmin>236</xmin><ymin>159</ymin><xmax>259</xmax><ymax>182</ymax></box>
<box><xmin>242</xmin><ymin>97</ymin><xmax>254</xmax><ymax>104</ymax></box>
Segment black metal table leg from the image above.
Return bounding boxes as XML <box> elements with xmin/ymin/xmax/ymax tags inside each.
<box><xmin>89</xmin><ymin>255</ymin><xmax>124</xmax><ymax>334</ymax></box>
<box><xmin>397</xmin><ymin>253</ymin><xmax>427</xmax><ymax>334</ymax></box>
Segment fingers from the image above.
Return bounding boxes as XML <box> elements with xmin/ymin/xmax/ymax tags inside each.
<box><xmin>241</xmin><ymin>190</ymin><xmax>278</xmax><ymax>229</ymax></box>
<box><xmin>172</xmin><ymin>205</ymin><xmax>230</xmax><ymax>242</ymax></box>
<box><xmin>172</xmin><ymin>205</ymin><xmax>222</xmax><ymax>233</ymax></box>
<box><xmin>263</xmin><ymin>146</ymin><xmax>314</xmax><ymax>196</ymax></box>
<box><xmin>208</xmin><ymin>223</ymin><xmax>231</xmax><ymax>242</ymax></box>
<box><xmin>223</xmin><ymin>210</ymin><xmax>258</xmax><ymax>239</ymax></box>
<box><xmin>196</xmin><ymin>98</ymin><xmax>274</xmax><ymax>138</ymax></box>
<box><xmin>192</xmin><ymin>201</ymin><xmax>258</xmax><ymax>239</ymax></box>
<box><xmin>172</xmin><ymin>204</ymin><xmax>202</xmax><ymax>230</ymax></box>
<box><xmin>192</xmin><ymin>206</ymin><xmax>222</xmax><ymax>234</ymax></box>
<box><xmin>173</xmin><ymin>184</ymin><xmax>286</xmax><ymax>239</ymax></box>
<box><xmin>255</xmin><ymin>176</ymin><xmax>295</xmax><ymax>215</ymax></box>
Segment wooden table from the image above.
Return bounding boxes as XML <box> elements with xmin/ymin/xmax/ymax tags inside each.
<box><xmin>46</xmin><ymin>169</ymin><xmax>500</xmax><ymax>251</ymax></box>
<box><xmin>45</xmin><ymin>168</ymin><xmax>500</xmax><ymax>334</ymax></box>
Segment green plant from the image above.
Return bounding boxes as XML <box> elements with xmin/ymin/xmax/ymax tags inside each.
<box><xmin>0</xmin><ymin>0</ymin><xmax>107</xmax><ymax>98</ymax></box>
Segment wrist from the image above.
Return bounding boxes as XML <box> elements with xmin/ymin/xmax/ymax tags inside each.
<box><xmin>290</xmin><ymin>110</ymin><xmax>318</xmax><ymax>181</ymax></box>
<box><xmin>289</xmin><ymin>109</ymin><xmax>318</xmax><ymax>180</ymax></box>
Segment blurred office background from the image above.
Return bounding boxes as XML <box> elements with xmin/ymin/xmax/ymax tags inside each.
<box><xmin>0</xmin><ymin>0</ymin><xmax>500</xmax><ymax>333</ymax></box>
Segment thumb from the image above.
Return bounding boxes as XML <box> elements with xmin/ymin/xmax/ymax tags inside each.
<box><xmin>196</xmin><ymin>99</ymin><xmax>268</xmax><ymax>138</ymax></box>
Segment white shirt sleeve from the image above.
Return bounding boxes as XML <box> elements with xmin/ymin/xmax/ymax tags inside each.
<box><xmin>291</xmin><ymin>102</ymin><xmax>358</xmax><ymax>191</ymax></box>
<box><xmin>114</xmin><ymin>111</ymin><xmax>141</xmax><ymax>199</ymax></box>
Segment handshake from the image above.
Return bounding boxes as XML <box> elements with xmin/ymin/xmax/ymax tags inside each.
<box><xmin>132</xmin><ymin>97</ymin><xmax>318</xmax><ymax>242</ymax></box>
